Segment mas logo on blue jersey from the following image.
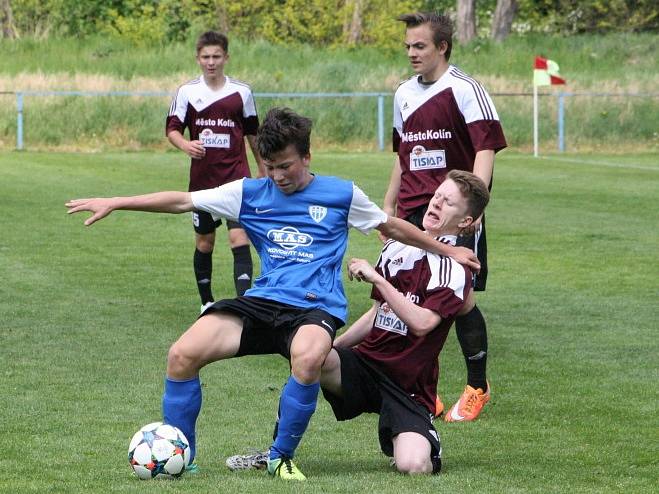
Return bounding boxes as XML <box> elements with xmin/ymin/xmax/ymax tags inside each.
<box><xmin>309</xmin><ymin>205</ymin><xmax>327</xmax><ymax>223</ymax></box>
<box><xmin>267</xmin><ymin>226</ymin><xmax>314</xmax><ymax>250</ymax></box>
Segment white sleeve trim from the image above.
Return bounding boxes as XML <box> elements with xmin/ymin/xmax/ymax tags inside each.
<box><xmin>348</xmin><ymin>184</ymin><xmax>388</xmax><ymax>234</ymax></box>
<box><xmin>393</xmin><ymin>90</ymin><xmax>403</xmax><ymax>137</ymax></box>
<box><xmin>190</xmin><ymin>179</ymin><xmax>244</xmax><ymax>221</ymax></box>
<box><xmin>242</xmin><ymin>88</ymin><xmax>257</xmax><ymax>118</ymax></box>
<box><xmin>169</xmin><ymin>84</ymin><xmax>190</xmax><ymax>123</ymax></box>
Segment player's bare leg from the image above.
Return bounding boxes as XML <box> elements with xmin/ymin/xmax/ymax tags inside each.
<box><xmin>392</xmin><ymin>432</ymin><xmax>433</xmax><ymax>474</ymax></box>
<box><xmin>319</xmin><ymin>349</ymin><xmax>342</xmax><ymax>396</ymax></box>
<box><xmin>163</xmin><ymin>312</ymin><xmax>243</xmax><ymax>464</ymax></box>
<box><xmin>167</xmin><ymin>312</ymin><xmax>243</xmax><ymax>379</ymax></box>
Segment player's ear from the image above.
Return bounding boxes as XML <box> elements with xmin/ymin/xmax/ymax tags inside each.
<box><xmin>302</xmin><ymin>153</ymin><xmax>311</xmax><ymax>166</ymax></box>
<box><xmin>458</xmin><ymin>215</ymin><xmax>474</xmax><ymax>228</ymax></box>
<box><xmin>438</xmin><ymin>40</ymin><xmax>449</xmax><ymax>56</ymax></box>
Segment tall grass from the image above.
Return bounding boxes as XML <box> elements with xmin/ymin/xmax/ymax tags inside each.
<box><xmin>0</xmin><ymin>34</ymin><xmax>657</xmax><ymax>151</ymax></box>
<box><xmin>2</xmin><ymin>34</ymin><xmax>657</xmax><ymax>88</ymax></box>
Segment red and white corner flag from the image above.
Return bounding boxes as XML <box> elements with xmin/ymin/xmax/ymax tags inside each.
<box><xmin>533</xmin><ymin>56</ymin><xmax>566</xmax><ymax>86</ymax></box>
<box><xmin>532</xmin><ymin>56</ymin><xmax>566</xmax><ymax>157</ymax></box>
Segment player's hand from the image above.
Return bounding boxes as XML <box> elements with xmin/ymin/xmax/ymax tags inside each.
<box><xmin>65</xmin><ymin>198</ymin><xmax>115</xmax><ymax>226</ymax></box>
<box><xmin>186</xmin><ymin>140</ymin><xmax>206</xmax><ymax>159</ymax></box>
<box><xmin>450</xmin><ymin>246</ymin><xmax>481</xmax><ymax>273</ymax></box>
<box><xmin>348</xmin><ymin>258</ymin><xmax>379</xmax><ymax>283</ymax></box>
<box><xmin>459</xmin><ymin>214</ymin><xmax>482</xmax><ymax>238</ymax></box>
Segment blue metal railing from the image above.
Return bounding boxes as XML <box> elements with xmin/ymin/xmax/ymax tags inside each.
<box><xmin>9</xmin><ymin>90</ymin><xmax>389</xmax><ymax>151</ymax></box>
<box><xmin>6</xmin><ymin>90</ymin><xmax>658</xmax><ymax>152</ymax></box>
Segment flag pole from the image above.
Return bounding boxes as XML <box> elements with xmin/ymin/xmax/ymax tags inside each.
<box><xmin>533</xmin><ymin>83</ymin><xmax>539</xmax><ymax>158</ymax></box>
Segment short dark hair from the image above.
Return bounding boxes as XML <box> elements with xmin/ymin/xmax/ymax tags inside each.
<box><xmin>196</xmin><ymin>31</ymin><xmax>228</xmax><ymax>54</ymax></box>
<box><xmin>257</xmin><ymin>108</ymin><xmax>313</xmax><ymax>160</ymax></box>
<box><xmin>398</xmin><ymin>12</ymin><xmax>453</xmax><ymax>61</ymax></box>
<box><xmin>447</xmin><ymin>170</ymin><xmax>489</xmax><ymax>219</ymax></box>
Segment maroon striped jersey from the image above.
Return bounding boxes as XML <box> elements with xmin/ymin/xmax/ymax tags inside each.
<box><xmin>166</xmin><ymin>76</ymin><xmax>259</xmax><ymax>191</ymax></box>
<box><xmin>355</xmin><ymin>235</ymin><xmax>472</xmax><ymax>414</ymax></box>
<box><xmin>392</xmin><ymin>66</ymin><xmax>507</xmax><ymax>219</ymax></box>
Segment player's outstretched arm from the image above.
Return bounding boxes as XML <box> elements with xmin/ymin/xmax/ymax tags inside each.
<box><xmin>376</xmin><ymin>216</ymin><xmax>480</xmax><ymax>272</ymax></box>
<box><xmin>333</xmin><ymin>302</ymin><xmax>378</xmax><ymax>349</ymax></box>
<box><xmin>66</xmin><ymin>191</ymin><xmax>194</xmax><ymax>226</ymax></box>
<box><xmin>348</xmin><ymin>258</ymin><xmax>441</xmax><ymax>337</ymax></box>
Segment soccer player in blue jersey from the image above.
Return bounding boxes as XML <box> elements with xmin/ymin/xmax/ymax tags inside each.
<box><xmin>66</xmin><ymin>108</ymin><xmax>479</xmax><ymax>481</ymax></box>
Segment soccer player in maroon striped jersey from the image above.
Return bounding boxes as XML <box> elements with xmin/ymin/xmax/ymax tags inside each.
<box><xmin>225</xmin><ymin>170</ymin><xmax>489</xmax><ymax>474</ymax></box>
<box><xmin>383</xmin><ymin>12</ymin><xmax>507</xmax><ymax>422</ymax></box>
<box><xmin>166</xmin><ymin>31</ymin><xmax>265</xmax><ymax>310</ymax></box>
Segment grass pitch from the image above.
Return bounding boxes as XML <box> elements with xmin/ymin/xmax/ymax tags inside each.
<box><xmin>0</xmin><ymin>150</ymin><xmax>657</xmax><ymax>493</ymax></box>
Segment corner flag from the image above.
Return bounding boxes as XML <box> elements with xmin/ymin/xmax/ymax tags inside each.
<box><xmin>533</xmin><ymin>56</ymin><xmax>566</xmax><ymax>86</ymax></box>
<box><xmin>532</xmin><ymin>56</ymin><xmax>566</xmax><ymax>157</ymax></box>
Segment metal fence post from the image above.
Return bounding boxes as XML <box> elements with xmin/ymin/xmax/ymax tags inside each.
<box><xmin>17</xmin><ymin>92</ymin><xmax>24</xmax><ymax>151</ymax></box>
<box><xmin>377</xmin><ymin>95</ymin><xmax>384</xmax><ymax>151</ymax></box>
<box><xmin>557</xmin><ymin>92</ymin><xmax>565</xmax><ymax>153</ymax></box>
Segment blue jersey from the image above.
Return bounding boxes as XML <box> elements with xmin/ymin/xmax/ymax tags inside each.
<box><xmin>191</xmin><ymin>175</ymin><xmax>387</xmax><ymax>322</ymax></box>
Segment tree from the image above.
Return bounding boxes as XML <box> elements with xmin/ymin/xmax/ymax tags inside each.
<box><xmin>344</xmin><ymin>0</ymin><xmax>363</xmax><ymax>45</ymax></box>
<box><xmin>491</xmin><ymin>0</ymin><xmax>518</xmax><ymax>41</ymax></box>
<box><xmin>1</xmin><ymin>0</ymin><xmax>17</xmax><ymax>38</ymax></box>
<box><xmin>456</xmin><ymin>0</ymin><xmax>476</xmax><ymax>44</ymax></box>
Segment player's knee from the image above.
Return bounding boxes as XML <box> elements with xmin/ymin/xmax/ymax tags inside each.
<box><xmin>395</xmin><ymin>456</ymin><xmax>432</xmax><ymax>475</ymax></box>
<box><xmin>195</xmin><ymin>234</ymin><xmax>215</xmax><ymax>252</ymax></box>
<box><xmin>166</xmin><ymin>342</ymin><xmax>199</xmax><ymax>378</ymax></box>
<box><xmin>290</xmin><ymin>351</ymin><xmax>326</xmax><ymax>383</ymax></box>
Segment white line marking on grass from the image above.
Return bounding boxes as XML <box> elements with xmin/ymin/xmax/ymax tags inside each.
<box><xmin>506</xmin><ymin>154</ymin><xmax>658</xmax><ymax>171</ymax></box>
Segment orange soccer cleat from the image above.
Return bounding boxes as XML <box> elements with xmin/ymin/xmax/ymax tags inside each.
<box><xmin>434</xmin><ymin>395</ymin><xmax>445</xmax><ymax>418</ymax></box>
<box><xmin>444</xmin><ymin>382</ymin><xmax>490</xmax><ymax>422</ymax></box>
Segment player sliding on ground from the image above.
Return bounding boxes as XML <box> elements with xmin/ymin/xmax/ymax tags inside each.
<box><xmin>67</xmin><ymin>108</ymin><xmax>479</xmax><ymax>481</ymax></box>
<box><xmin>227</xmin><ymin>170</ymin><xmax>489</xmax><ymax>474</ymax></box>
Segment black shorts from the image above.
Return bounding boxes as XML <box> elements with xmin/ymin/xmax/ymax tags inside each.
<box><xmin>205</xmin><ymin>296</ymin><xmax>342</xmax><ymax>359</ymax></box>
<box><xmin>404</xmin><ymin>205</ymin><xmax>488</xmax><ymax>291</ymax></box>
<box><xmin>322</xmin><ymin>348</ymin><xmax>442</xmax><ymax>474</ymax></box>
<box><xmin>192</xmin><ymin>210</ymin><xmax>241</xmax><ymax>235</ymax></box>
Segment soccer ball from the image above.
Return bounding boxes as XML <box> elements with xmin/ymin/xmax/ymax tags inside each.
<box><xmin>128</xmin><ymin>422</ymin><xmax>190</xmax><ymax>479</ymax></box>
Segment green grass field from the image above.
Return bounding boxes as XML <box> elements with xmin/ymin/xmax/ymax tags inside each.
<box><xmin>1</xmin><ymin>150</ymin><xmax>657</xmax><ymax>493</ymax></box>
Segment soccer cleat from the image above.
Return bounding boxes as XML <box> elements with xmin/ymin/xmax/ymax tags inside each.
<box><xmin>434</xmin><ymin>395</ymin><xmax>445</xmax><ymax>418</ymax></box>
<box><xmin>267</xmin><ymin>457</ymin><xmax>306</xmax><ymax>481</ymax></box>
<box><xmin>200</xmin><ymin>301</ymin><xmax>214</xmax><ymax>314</ymax></box>
<box><xmin>225</xmin><ymin>449</ymin><xmax>269</xmax><ymax>471</ymax></box>
<box><xmin>185</xmin><ymin>462</ymin><xmax>200</xmax><ymax>474</ymax></box>
<box><xmin>444</xmin><ymin>382</ymin><xmax>490</xmax><ymax>422</ymax></box>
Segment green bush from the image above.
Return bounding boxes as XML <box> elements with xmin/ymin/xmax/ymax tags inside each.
<box><xmin>9</xmin><ymin>0</ymin><xmax>657</xmax><ymax>44</ymax></box>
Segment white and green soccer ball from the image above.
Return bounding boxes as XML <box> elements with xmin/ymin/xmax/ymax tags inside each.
<box><xmin>128</xmin><ymin>422</ymin><xmax>190</xmax><ymax>479</ymax></box>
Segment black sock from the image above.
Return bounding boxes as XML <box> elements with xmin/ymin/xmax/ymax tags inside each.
<box><xmin>455</xmin><ymin>305</ymin><xmax>488</xmax><ymax>391</ymax></box>
<box><xmin>193</xmin><ymin>248</ymin><xmax>214</xmax><ymax>304</ymax></box>
<box><xmin>231</xmin><ymin>245</ymin><xmax>253</xmax><ymax>296</ymax></box>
